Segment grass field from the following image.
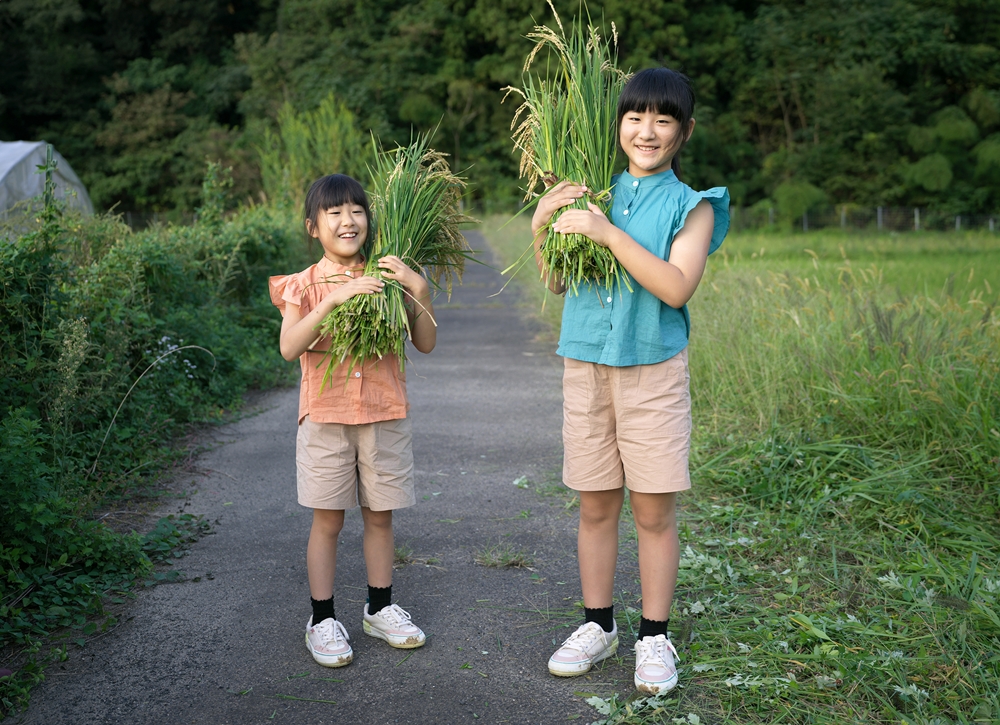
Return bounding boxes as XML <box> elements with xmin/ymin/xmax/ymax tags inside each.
<box><xmin>479</xmin><ymin>216</ymin><xmax>1000</xmax><ymax>725</ymax></box>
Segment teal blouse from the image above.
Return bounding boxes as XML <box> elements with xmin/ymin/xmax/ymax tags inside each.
<box><xmin>556</xmin><ymin>168</ymin><xmax>729</xmax><ymax>366</ymax></box>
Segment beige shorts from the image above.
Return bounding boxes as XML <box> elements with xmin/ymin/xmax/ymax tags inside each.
<box><xmin>562</xmin><ymin>349</ymin><xmax>691</xmax><ymax>494</ymax></box>
<box><xmin>296</xmin><ymin>415</ymin><xmax>416</xmax><ymax>511</ymax></box>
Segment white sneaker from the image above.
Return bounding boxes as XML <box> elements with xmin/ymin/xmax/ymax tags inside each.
<box><xmin>548</xmin><ymin>621</ymin><xmax>619</xmax><ymax>677</ymax></box>
<box><xmin>634</xmin><ymin>635</ymin><xmax>678</xmax><ymax>694</ymax></box>
<box><xmin>363</xmin><ymin>603</ymin><xmax>426</xmax><ymax>648</ymax></box>
<box><xmin>305</xmin><ymin>617</ymin><xmax>353</xmax><ymax>667</ymax></box>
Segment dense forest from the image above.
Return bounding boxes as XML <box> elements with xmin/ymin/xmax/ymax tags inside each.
<box><xmin>2</xmin><ymin>0</ymin><xmax>998</xmax><ymax>216</ymax></box>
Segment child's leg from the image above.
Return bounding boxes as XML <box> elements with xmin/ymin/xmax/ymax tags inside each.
<box><xmin>307</xmin><ymin>508</ymin><xmax>345</xmax><ymax>600</ymax></box>
<box><xmin>360</xmin><ymin>506</ymin><xmax>393</xmax><ymax>588</ymax></box>
<box><xmin>629</xmin><ymin>491</ymin><xmax>680</xmax><ymax>621</ymax></box>
<box><xmin>359</xmin><ymin>506</ymin><xmax>426</xmax><ymax>648</ymax></box>
<box><xmin>578</xmin><ymin>488</ymin><xmax>625</xmax><ymax>607</ymax></box>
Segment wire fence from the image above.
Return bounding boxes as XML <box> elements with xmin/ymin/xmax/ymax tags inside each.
<box><xmin>731</xmin><ymin>205</ymin><xmax>999</xmax><ymax>233</ymax></box>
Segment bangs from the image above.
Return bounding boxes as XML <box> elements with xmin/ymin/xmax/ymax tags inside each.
<box><xmin>617</xmin><ymin>68</ymin><xmax>695</xmax><ymax>126</ymax></box>
<box><xmin>304</xmin><ymin>174</ymin><xmax>370</xmax><ymax>225</ymax></box>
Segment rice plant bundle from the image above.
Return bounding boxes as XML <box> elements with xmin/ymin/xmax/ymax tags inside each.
<box><xmin>505</xmin><ymin>2</ymin><xmax>630</xmax><ymax>295</ymax></box>
<box><xmin>316</xmin><ymin>132</ymin><xmax>474</xmax><ymax>388</ymax></box>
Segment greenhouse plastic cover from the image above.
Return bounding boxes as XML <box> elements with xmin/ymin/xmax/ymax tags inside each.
<box><xmin>0</xmin><ymin>141</ymin><xmax>94</xmax><ymax>215</ymax></box>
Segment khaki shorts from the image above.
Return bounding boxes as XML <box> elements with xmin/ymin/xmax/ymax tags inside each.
<box><xmin>562</xmin><ymin>350</ymin><xmax>691</xmax><ymax>494</ymax></box>
<box><xmin>296</xmin><ymin>415</ymin><xmax>416</xmax><ymax>511</ymax></box>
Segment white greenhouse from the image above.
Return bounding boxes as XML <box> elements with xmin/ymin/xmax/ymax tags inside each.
<box><xmin>0</xmin><ymin>141</ymin><xmax>94</xmax><ymax>215</ymax></box>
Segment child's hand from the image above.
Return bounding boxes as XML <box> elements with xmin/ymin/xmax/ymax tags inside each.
<box><xmin>552</xmin><ymin>202</ymin><xmax>616</xmax><ymax>247</ymax></box>
<box><xmin>531</xmin><ymin>180</ymin><xmax>587</xmax><ymax>237</ymax></box>
<box><xmin>378</xmin><ymin>256</ymin><xmax>430</xmax><ymax>298</ymax></box>
<box><xmin>327</xmin><ymin>274</ymin><xmax>385</xmax><ymax>308</ymax></box>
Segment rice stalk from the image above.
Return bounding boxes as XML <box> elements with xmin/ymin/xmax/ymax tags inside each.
<box><xmin>316</xmin><ymin>132</ymin><xmax>475</xmax><ymax>387</ymax></box>
<box><xmin>504</xmin><ymin>1</ymin><xmax>630</xmax><ymax>295</ymax></box>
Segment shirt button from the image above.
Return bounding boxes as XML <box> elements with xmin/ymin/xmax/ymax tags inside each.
<box><xmin>632</xmin><ymin>180</ymin><xmax>638</xmax><ymax>187</ymax></box>
<box><xmin>606</xmin><ymin>296</ymin><xmax>612</xmax><ymax>303</ymax></box>
<box><xmin>622</xmin><ymin>209</ymin><xmax>629</xmax><ymax>215</ymax></box>
<box><xmin>354</xmin><ymin>371</ymin><xmax>361</xmax><ymax>378</ymax></box>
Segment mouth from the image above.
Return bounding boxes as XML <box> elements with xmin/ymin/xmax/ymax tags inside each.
<box><xmin>635</xmin><ymin>144</ymin><xmax>659</xmax><ymax>153</ymax></box>
<box><xmin>338</xmin><ymin>232</ymin><xmax>358</xmax><ymax>240</ymax></box>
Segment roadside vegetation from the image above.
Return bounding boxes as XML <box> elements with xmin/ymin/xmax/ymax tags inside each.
<box><xmin>0</xmin><ymin>164</ymin><xmax>303</xmax><ymax>715</ymax></box>
<box><xmin>483</xmin><ymin>220</ymin><xmax>1000</xmax><ymax>724</ymax></box>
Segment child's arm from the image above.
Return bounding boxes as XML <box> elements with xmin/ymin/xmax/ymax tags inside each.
<box><xmin>377</xmin><ymin>255</ymin><xmax>436</xmax><ymax>354</ymax></box>
<box><xmin>530</xmin><ymin>180</ymin><xmax>589</xmax><ymax>295</ymax></box>
<box><xmin>279</xmin><ymin>276</ymin><xmax>385</xmax><ymax>361</ymax></box>
<box><xmin>553</xmin><ymin>200</ymin><xmax>715</xmax><ymax>308</ymax></box>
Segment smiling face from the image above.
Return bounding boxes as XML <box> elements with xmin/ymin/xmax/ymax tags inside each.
<box><xmin>619</xmin><ymin>109</ymin><xmax>694</xmax><ymax>178</ymax></box>
<box><xmin>306</xmin><ymin>203</ymin><xmax>368</xmax><ymax>266</ymax></box>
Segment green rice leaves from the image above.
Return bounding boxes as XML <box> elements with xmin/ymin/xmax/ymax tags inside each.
<box><xmin>505</xmin><ymin>2</ymin><xmax>630</xmax><ymax>295</ymax></box>
<box><xmin>316</xmin><ymin>132</ymin><xmax>474</xmax><ymax>388</ymax></box>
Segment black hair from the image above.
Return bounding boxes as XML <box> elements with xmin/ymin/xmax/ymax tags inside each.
<box><xmin>616</xmin><ymin>67</ymin><xmax>696</xmax><ymax>178</ymax></box>
<box><xmin>303</xmin><ymin>174</ymin><xmax>371</xmax><ymax>235</ymax></box>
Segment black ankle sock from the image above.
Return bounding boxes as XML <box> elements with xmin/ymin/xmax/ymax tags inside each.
<box><xmin>311</xmin><ymin>596</ymin><xmax>335</xmax><ymax>624</ymax></box>
<box><xmin>367</xmin><ymin>585</ymin><xmax>392</xmax><ymax>614</ymax></box>
<box><xmin>585</xmin><ymin>606</ymin><xmax>615</xmax><ymax>633</ymax></box>
<box><xmin>637</xmin><ymin>617</ymin><xmax>669</xmax><ymax>640</ymax></box>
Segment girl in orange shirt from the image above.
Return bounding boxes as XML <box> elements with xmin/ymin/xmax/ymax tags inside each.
<box><xmin>270</xmin><ymin>174</ymin><xmax>435</xmax><ymax>667</ymax></box>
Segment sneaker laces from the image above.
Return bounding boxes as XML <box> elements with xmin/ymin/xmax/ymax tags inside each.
<box><xmin>313</xmin><ymin>618</ymin><xmax>349</xmax><ymax>646</ymax></box>
<box><xmin>376</xmin><ymin>603</ymin><xmax>412</xmax><ymax>626</ymax></box>
<box><xmin>560</xmin><ymin>622</ymin><xmax>605</xmax><ymax>654</ymax></box>
<box><xmin>635</xmin><ymin>635</ymin><xmax>677</xmax><ymax>670</ymax></box>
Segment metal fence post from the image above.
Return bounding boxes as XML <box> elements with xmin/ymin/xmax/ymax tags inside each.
<box><xmin>991</xmin><ymin>217</ymin><xmax>996</xmax><ymax>233</ymax></box>
<box><xmin>955</xmin><ymin>215</ymin><xmax>961</xmax><ymax>231</ymax></box>
<box><xmin>877</xmin><ymin>206</ymin><xmax>883</xmax><ymax>230</ymax></box>
<box><xmin>803</xmin><ymin>211</ymin><xmax>808</xmax><ymax>232</ymax></box>
<box><xmin>841</xmin><ymin>206</ymin><xmax>846</xmax><ymax>229</ymax></box>
<box><xmin>914</xmin><ymin>208</ymin><xmax>919</xmax><ymax>231</ymax></box>
<box><xmin>768</xmin><ymin>207</ymin><xmax>774</xmax><ymax>226</ymax></box>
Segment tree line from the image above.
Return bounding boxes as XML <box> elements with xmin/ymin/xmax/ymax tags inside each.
<box><xmin>2</xmin><ymin>0</ymin><xmax>997</xmax><ymax>217</ymax></box>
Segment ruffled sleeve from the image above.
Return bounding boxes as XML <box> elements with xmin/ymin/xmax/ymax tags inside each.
<box><xmin>268</xmin><ymin>274</ymin><xmax>306</xmax><ymax>316</ymax></box>
<box><xmin>679</xmin><ymin>186</ymin><xmax>730</xmax><ymax>256</ymax></box>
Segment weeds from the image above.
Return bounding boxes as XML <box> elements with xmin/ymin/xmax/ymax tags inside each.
<box><xmin>474</xmin><ymin>542</ymin><xmax>536</xmax><ymax>569</ymax></box>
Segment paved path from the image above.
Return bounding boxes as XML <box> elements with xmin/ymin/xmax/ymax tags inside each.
<box><xmin>9</xmin><ymin>232</ymin><xmax>640</xmax><ymax>725</ymax></box>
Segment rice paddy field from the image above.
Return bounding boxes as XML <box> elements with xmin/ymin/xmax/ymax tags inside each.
<box><xmin>480</xmin><ymin>216</ymin><xmax>1000</xmax><ymax>725</ymax></box>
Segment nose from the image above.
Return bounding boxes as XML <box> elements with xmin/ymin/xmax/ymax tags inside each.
<box><xmin>638</xmin><ymin>119</ymin><xmax>657</xmax><ymax>139</ymax></box>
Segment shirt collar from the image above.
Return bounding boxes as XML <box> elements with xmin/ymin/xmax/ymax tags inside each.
<box><xmin>618</xmin><ymin>168</ymin><xmax>678</xmax><ymax>189</ymax></box>
<box><xmin>317</xmin><ymin>255</ymin><xmax>365</xmax><ymax>278</ymax></box>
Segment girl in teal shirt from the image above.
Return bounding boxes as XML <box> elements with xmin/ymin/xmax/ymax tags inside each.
<box><xmin>532</xmin><ymin>67</ymin><xmax>729</xmax><ymax>695</ymax></box>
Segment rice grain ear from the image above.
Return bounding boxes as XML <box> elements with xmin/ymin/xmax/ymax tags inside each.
<box><xmin>505</xmin><ymin>8</ymin><xmax>631</xmax><ymax>295</ymax></box>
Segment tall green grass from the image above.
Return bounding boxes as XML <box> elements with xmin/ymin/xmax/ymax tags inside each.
<box><xmin>257</xmin><ymin>92</ymin><xmax>368</xmax><ymax>207</ymax></box>
<box><xmin>692</xmin><ymin>261</ymin><xmax>999</xmax><ymax>487</ymax></box>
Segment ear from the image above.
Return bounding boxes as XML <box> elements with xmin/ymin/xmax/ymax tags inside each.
<box><xmin>305</xmin><ymin>218</ymin><xmax>319</xmax><ymax>239</ymax></box>
<box><xmin>685</xmin><ymin>118</ymin><xmax>697</xmax><ymax>142</ymax></box>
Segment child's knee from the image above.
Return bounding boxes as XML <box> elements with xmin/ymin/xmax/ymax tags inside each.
<box><xmin>579</xmin><ymin>490</ymin><xmax>624</xmax><ymax>526</ymax></box>
<box><xmin>312</xmin><ymin>508</ymin><xmax>345</xmax><ymax>536</ymax></box>
<box><xmin>361</xmin><ymin>506</ymin><xmax>393</xmax><ymax>530</ymax></box>
<box><xmin>632</xmin><ymin>502</ymin><xmax>677</xmax><ymax>535</ymax></box>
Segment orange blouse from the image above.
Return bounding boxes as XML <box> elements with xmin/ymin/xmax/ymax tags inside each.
<box><xmin>269</xmin><ymin>257</ymin><xmax>408</xmax><ymax>425</ymax></box>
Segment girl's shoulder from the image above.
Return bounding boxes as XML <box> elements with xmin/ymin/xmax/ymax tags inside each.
<box><xmin>675</xmin><ymin>185</ymin><xmax>731</xmax><ymax>255</ymax></box>
<box><xmin>269</xmin><ymin>263</ymin><xmax>319</xmax><ymax>311</ymax></box>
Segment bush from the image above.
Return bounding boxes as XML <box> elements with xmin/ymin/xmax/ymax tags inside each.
<box><xmin>0</xmin><ymin>162</ymin><xmax>304</xmax><ymax>714</ymax></box>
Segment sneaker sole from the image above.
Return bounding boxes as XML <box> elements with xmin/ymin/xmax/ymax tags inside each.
<box><xmin>305</xmin><ymin>634</ymin><xmax>353</xmax><ymax>668</ymax></box>
<box><xmin>362</xmin><ymin>620</ymin><xmax>426</xmax><ymax>649</ymax></box>
<box><xmin>547</xmin><ymin>637</ymin><xmax>619</xmax><ymax>677</ymax></box>
<box><xmin>634</xmin><ymin>671</ymin><xmax>678</xmax><ymax>695</ymax></box>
